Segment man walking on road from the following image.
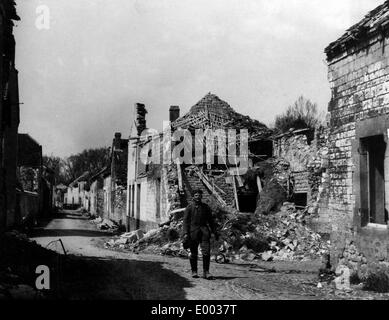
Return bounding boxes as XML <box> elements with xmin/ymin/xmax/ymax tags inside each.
<box><xmin>183</xmin><ymin>189</ymin><xmax>219</xmax><ymax>280</ymax></box>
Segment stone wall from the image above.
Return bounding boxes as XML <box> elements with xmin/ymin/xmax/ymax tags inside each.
<box><xmin>325</xmin><ymin>33</ymin><xmax>389</xmax><ymax>266</ymax></box>
<box><xmin>273</xmin><ymin>128</ymin><xmax>330</xmax><ymax>233</ymax></box>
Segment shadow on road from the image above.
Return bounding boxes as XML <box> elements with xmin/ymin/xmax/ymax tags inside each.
<box><xmin>1</xmin><ymin>234</ymin><xmax>193</xmax><ymax>300</ymax></box>
<box><xmin>29</xmin><ymin>228</ymin><xmax>114</xmax><ymax>238</ymax></box>
<box><xmin>60</xmin><ymin>254</ymin><xmax>193</xmax><ymax>300</ymax></box>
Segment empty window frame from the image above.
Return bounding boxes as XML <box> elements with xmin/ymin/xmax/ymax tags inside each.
<box><xmin>359</xmin><ymin>135</ymin><xmax>388</xmax><ymax>225</ymax></box>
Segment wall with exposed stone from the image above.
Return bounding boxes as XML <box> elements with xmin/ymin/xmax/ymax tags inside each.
<box><xmin>325</xmin><ymin>32</ymin><xmax>389</xmax><ymax>268</ymax></box>
<box><xmin>273</xmin><ymin>127</ymin><xmax>331</xmax><ymax>233</ymax></box>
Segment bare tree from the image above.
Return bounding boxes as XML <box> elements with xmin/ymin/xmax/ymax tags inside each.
<box><xmin>63</xmin><ymin>147</ymin><xmax>111</xmax><ymax>183</ymax></box>
<box><xmin>43</xmin><ymin>147</ymin><xmax>111</xmax><ymax>185</ymax></box>
<box><xmin>275</xmin><ymin>96</ymin><xmax>323</xmax><ymax>133</ymax></box>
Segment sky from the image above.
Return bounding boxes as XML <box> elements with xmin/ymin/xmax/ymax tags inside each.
<box><xmin>14</xmin><ymin>0</ymin><xmax>384</xmax><ymax>157</ymax></box>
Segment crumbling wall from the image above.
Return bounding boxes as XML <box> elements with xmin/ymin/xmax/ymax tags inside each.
<box><xmin>272</xmin><ymin>127</ymin><xmax>331</xmax><ymax>233</ymax></box>
<box><xmin>182</xmin><ymin>167</ymin><xmax>235</xmax><ymax>208</ymax></box>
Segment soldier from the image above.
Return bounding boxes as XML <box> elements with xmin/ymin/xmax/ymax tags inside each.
<box><xmin>183</xmin><ymin>189</ymin><xmax>219</xmax><ymax>279</ymax></box>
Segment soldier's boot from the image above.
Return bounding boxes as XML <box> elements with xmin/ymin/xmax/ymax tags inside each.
<box><xmin>202</xmin><ymin>255</ymin><xmax>212</xmax><ymax>279</ymax></box>
<box><xmin>190</xmin><ymin>257</ymin><xmax>199</xmax><ymax>278</ymax></box>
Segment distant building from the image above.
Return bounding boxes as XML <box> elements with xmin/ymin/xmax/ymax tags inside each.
<box><xmin>65</xmin><ymin>172</ymin><xmax>90</xmax><ymax>209</ymax></box>
<box><xmin>54</xmin><ymin>184</ymin><xmax>68</xmax><ymax>208</ymax></box>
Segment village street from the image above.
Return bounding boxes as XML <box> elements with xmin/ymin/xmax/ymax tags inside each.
<box><xmin>25</xmin><ymin>209</ymin><xmax>375</xmax><ymax>300</ymax></box>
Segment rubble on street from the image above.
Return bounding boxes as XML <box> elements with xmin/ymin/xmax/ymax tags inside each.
<box><xmin>104</xmin><ymin>202</ymin><xmax>330</xmax><ymax>263</ymax></box>
<box><xmin>90</xmin><ymin>216</ymin><xmax>119</xmax><ymax>231</ymax></box>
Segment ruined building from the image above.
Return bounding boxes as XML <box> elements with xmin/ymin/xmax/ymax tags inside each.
<box><xmin>127</xmin><ymin>93</ymin><xmax>273</xmax><ymax>232</ymax></box>
<box><xmin>0</xmin><ymin>0</ymin><xmax>20</xmax><ymax>232</ymax></box>
<box><xmin>324</xmin><ymin>0</ymin><xmax>389</xmax><ymax>267</ymax></box>
<box><xmin>272</xmin><ymin>127</ymin><xmax>331</xmax><ymax>233</ymax></box>
<box><xmin>105</xmin><ymin>132</ymin><xmax>128</xmax><ymax>226</ymax></box>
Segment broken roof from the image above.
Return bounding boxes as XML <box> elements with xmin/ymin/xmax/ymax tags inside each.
<box><xmin>89</xmin><ymin>166</ymin><xmax>110</xmax><ymax>182</ymax></box>
<box><xmin>69</xmin><ymin>171</ymin><xmax>90</xmax><ymax>187</ymax></box>
<box><xmin>325</xmin><ymin>0</ymin><xmax>389</xmax><ymax>61</ymax></box>
<box><xmin>172</xmin><ymin>93</ymin><xmax>271</xmax><ymax>140</ymax></box>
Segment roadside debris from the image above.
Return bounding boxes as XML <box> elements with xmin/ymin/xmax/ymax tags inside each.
<box><xmin>105</xmin><ymin>229</ymin><xmax>145</xmax><ymax>248</ymax></box>
<box><xmin>334</xmin><ymin>263</ymin><xmax>351</xmax><ymax>291</ymax></box>
<box><xmin>90</xmin><ymin>217</ymin><xmax>118</xmax><ymax>231</ymax></box>
<box><xmin>104</xmin><ymin>202</ymin><xmax>330</xmax><ymax>263</ymax></box>
<box><xmin>219</xmin><ymin>202</ymin><xmax>330</xmax><ymax>262</ymax></box>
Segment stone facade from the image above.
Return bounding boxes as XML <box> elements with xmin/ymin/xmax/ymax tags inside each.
<box><xmin>324</xmin><ymin>1</ymin><xmax>389</xmax><ymax>268</ymax></box>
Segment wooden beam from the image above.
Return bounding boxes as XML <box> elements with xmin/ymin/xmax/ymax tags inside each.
<box><xmin>232</xmin><ymin>175</ymin><xmax>240</xmax><ymax>212</ymax></box>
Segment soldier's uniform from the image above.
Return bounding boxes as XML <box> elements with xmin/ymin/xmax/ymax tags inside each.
<box><xmin>183</xmin><ymin>201</ymin><xmax>217</xmax><ymax>276</ymax></box>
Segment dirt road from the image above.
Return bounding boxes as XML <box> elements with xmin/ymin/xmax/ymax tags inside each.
<box><xmin>27</xmin><ymin>210</ymin><xmax>377</xmax><ymax>300</ymax></box>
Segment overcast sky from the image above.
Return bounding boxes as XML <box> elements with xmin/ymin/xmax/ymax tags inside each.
<box><xmin>14</xmin><ymin>0</ymin><xmax>383</xmax><ymax>157</ymax></box>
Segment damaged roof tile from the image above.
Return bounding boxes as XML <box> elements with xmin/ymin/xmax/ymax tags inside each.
<box><xmin>325</xmin><ymin>0</ymin><xmax>389</xmax><ymax>61</ymax></box>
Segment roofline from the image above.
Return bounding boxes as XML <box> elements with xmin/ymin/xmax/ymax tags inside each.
<box><xmin>89</xmin><ymin>166</ymin><xmax>110</xmax><ymax>182</ymax></box>
<box><xmin>325</xmin><ymin>1</ymin><xmax>389</xmax><ymax>61</ymax></box>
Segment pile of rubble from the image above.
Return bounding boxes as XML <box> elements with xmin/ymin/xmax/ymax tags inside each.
<box><xmin>104</xmin><ymin>202</ymin><xmax>330</xmax><ymax>263</ymax></box>
<box><xmin>90</xmin><ymin>216</ymin><xmax>119</xmax><ymax>231</ymax></box>
<box><xmin>241</xmin><ymin>203</ymin><xmax>330</xmax><ymax>262</ymax></box>
<box><xmin>105</xmin><ymin>229</ymin><xmax>145</xmax><ymax>249</ymax></box>
<box><xmin>104</xmin><ymin>219</ymin><xmax>188</xmax><ymax>257</ymax></box>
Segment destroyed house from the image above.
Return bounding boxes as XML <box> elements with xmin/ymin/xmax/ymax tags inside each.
<box><xmin>324</xmin><ymin>0</ymin><xmax>389</xmax><ymax>266</ymax></box>
<box><xmin>127</xmin><ymin>93</ymin><xmax>273</xmax><ymax>232</ymax></box>
<box><xmin>272</xmin><ymin>127</ymin><xmax>331</xmax><ymax>233</ymax></box>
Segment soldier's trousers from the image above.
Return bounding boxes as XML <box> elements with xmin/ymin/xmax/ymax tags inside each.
<box><xmin>189</xmin><ymin>237</ymin><xmax>211</xmax><ymax>273</ymax></box>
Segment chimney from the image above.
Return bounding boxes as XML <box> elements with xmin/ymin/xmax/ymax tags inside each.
<box><xmin>114</xmin><ymin>132</ymin><xmax>121</xmax><ymax>150</ymax></box>
<box><xmin>169</xmin><ymin>105</ymin><xmax>180</xmax><ymax>123</ymax></box>
<box><xmin>135</xmin><ymin>103</ymin><xmax>147</xmax><ymax>136</ymax></box>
